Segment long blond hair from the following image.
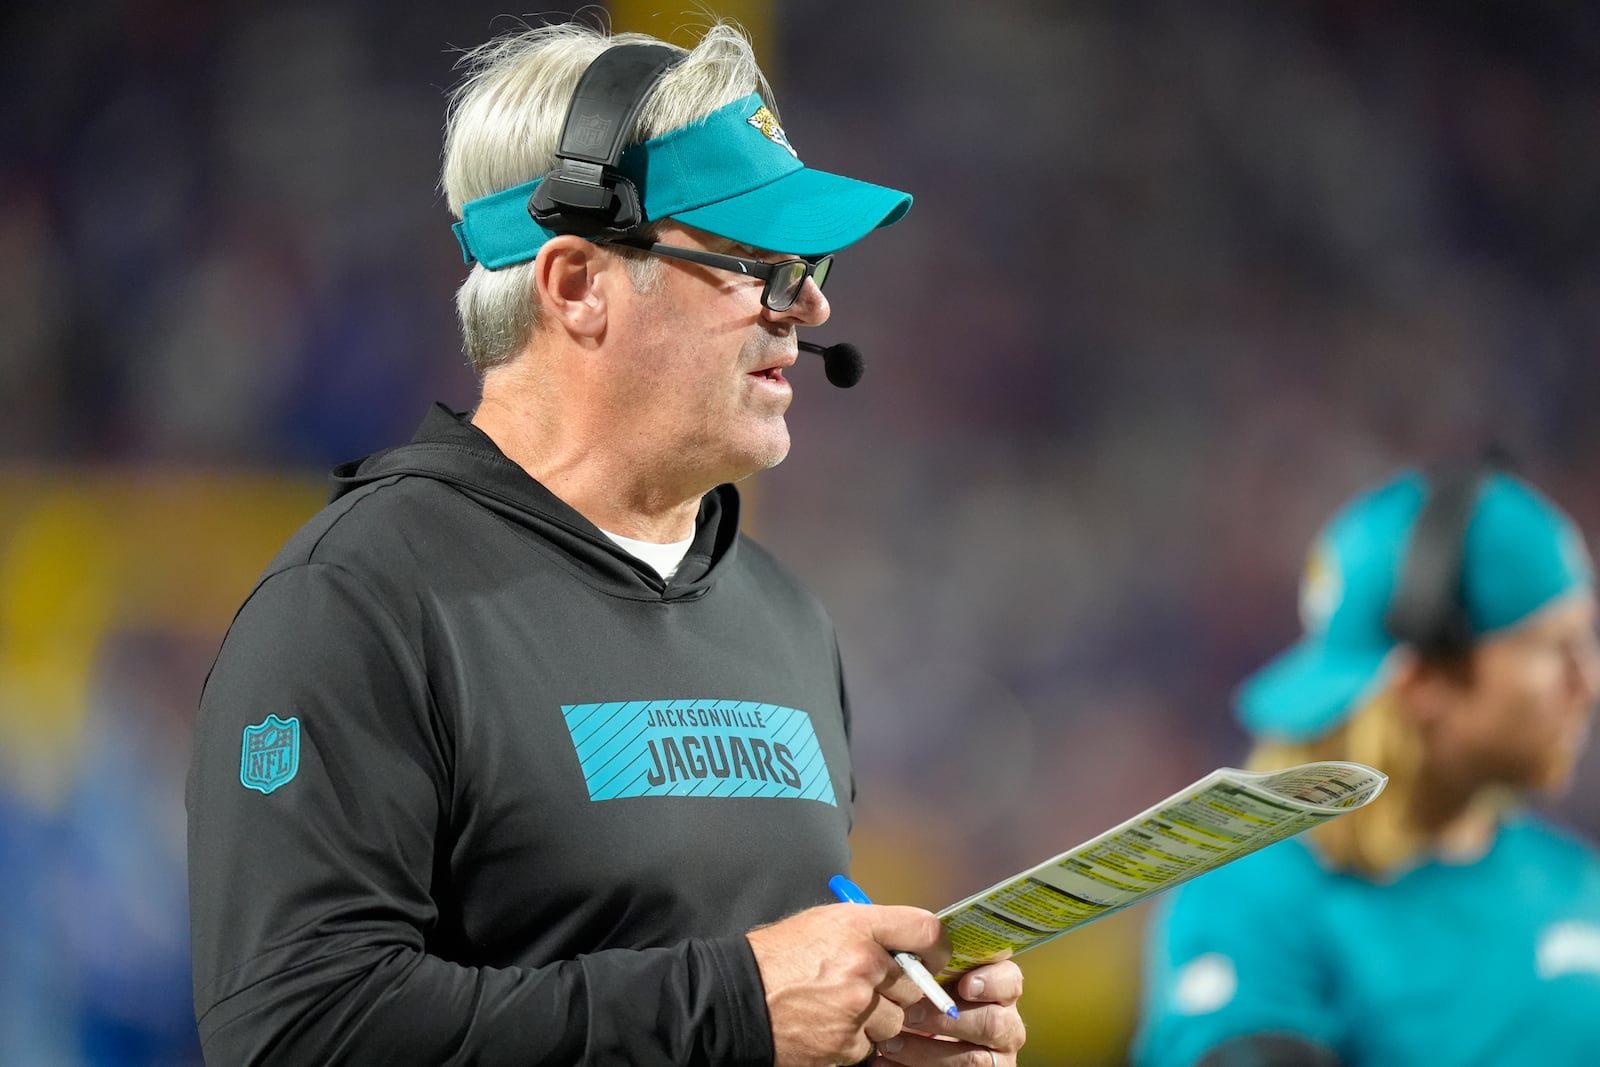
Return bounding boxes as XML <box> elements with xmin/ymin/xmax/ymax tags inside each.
<box><xmin>1246</xmin><ymin>686</ymin><xmax>1514</xmax><ymax>878</ymax></box>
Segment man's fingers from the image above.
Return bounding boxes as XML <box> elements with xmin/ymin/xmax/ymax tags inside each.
<box><xmin>749</xmin><ymin>903</ymin><xmax>988</xmax><ymax>1067</ymax></box>
<box><xmin>861</xmin><ymin>991</ymin><xmax>908</xmax><ymax>1044</ymax></box>
<box><xmin>957</xmin><ymin>960</ymin><xmax>1023</xmax><ymax>1005</ymax></box>
<box><xmin>874</xmin><ymin>1032</ymin><xmax>1018</xmax><ymax>1066</ymax></box>
<box><xmin>857</xmin><ymin>904</ymin><xmax>945</xmax><ymax>950</ymax></box>
<box><xmin>894</xmin><ymin>997</ymin><xmax>1026</xmax><ymax>1056</ymax></box>
<box><xmin>851</xmin><ymin>904</ymin><xmax>951</xmax><ymax>971</ymax></box>
<box><xmin>876</xmin><ymin>965</ymin><xmax>934</xmax><ymax>1010</ymax></box>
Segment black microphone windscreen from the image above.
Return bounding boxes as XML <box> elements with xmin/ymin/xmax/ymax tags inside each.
<box><xmin>799</xmin><ymin>340</ymin><xmax>865</xmax><ymax>388</ymax></box>
<box><xmin>821</xmin><ymin>342</ymin><xmax>865</xmax><ymax>388</ymax></box>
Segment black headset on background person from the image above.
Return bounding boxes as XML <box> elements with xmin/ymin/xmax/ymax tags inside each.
<box><xmin>524</xmin><ymin>42</ymin><xmax>866</xmax><ymax>387</ymax></box>
<box><xmin>1384</xmin><ymin>448</ymin><xmax>1513</xmax><ymax>657</ymax></box>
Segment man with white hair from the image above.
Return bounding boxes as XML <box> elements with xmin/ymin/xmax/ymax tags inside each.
<box><xmin>187</xmin><ymin>19</ymin><xmax>1026</xmax><ymax>1067</ymax></box>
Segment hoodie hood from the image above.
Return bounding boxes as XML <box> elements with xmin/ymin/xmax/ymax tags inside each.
<box><xmin>330</xmin><ymin>404</ymin><xmax>741</xmax><ymax>599</ymax></box>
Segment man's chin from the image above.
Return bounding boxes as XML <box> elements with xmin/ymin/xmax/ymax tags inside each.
<box><xmin>720</xmin><ymin>435</ymin><xmax>791</xmax><ymax>485</ymax></box>
<box><xmin>747</xmin><ymin>426</ymin><xmax>792</xmax><ymax>471</ymax></box>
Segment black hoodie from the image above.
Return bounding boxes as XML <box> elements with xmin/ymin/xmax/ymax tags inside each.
<box><xmin>187</xmin><ymin>406</ymin><xmax>856</xmax><ymax>1065</ymax></box>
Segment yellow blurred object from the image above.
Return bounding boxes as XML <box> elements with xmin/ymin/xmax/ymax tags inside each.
<box><xmin>0</xmin><ymin>469</ymin><xmax>324</xmax><ymax>806</ymax></box>
<box><xmin>606</xmin><ymin>0</ymin><xmax>776</xmax><ymax>62</ymax></box>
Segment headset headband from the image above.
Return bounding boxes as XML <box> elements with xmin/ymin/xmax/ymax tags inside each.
<box><xmin>527</xmin><ymin>43</ymin><xmax>686</xmax><ymax>238</ymax></box>
<box><xmin>1384</xmin><ymin>448</ymin><xmax>1514</xmax><ymax>655</ymax></box>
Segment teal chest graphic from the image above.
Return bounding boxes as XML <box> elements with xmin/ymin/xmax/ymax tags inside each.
<box><xmin>240</xmin><ymin>714</ymin><xmax>301</xmax><ymax>794</ymax></box>
<box><xmin>561</xmin><ymin>699</ymin><xmax>837</xmax><ymax>806</ymax></box>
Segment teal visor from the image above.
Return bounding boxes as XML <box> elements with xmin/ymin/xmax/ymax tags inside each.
<box><xmin>1236</xmin><ymin>470</ymin><xmax>1594</xmax><ymax>741</ymax></box>
<box><xmin>452</xmin><ymin>93</ymin><xmax>913</xmax><ymax>268</ymax></box>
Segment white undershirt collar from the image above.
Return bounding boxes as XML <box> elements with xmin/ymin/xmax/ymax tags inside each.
<box><xmin>599</xmin><ymin>528</ymin><xmax>695</xmax><ymax>582</ymax></box>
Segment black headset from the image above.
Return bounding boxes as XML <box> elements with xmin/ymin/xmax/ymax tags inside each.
<box><xmin>521</xmin><ymin>42</ymin><xmax>870</xmax><ymax>388</ymax></box>
<box><xmin>526</xmin><ymin>43</ymin><xmax>685</xmax><ymax>239</ymax></box>
<box><xmin>1383</xmin><ymin>451</ymin><xmax>1509</xmax><ymax>656</ymax></box>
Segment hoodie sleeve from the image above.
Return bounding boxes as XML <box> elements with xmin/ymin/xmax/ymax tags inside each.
<box><xmin>186</xmin><ymin>561</ymin><xmax>773</xmax><ymax>1066</ymax></box>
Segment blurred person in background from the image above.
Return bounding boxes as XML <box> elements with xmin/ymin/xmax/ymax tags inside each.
<box><xmin>185</xmin><ymin>18</ymin><xmax>1024</xmax><ymax>1067</ymax></box>
<box><xmin>1132</xmin><ymin>462</ymin><xmax>1600</xmax><ymax>1066</ymax></box>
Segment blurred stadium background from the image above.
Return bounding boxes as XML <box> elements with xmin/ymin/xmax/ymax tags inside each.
<box><xmin>5</xmin><ymin>0</ymin><xmax>1600</xmax><ymax>1062</ymax></box>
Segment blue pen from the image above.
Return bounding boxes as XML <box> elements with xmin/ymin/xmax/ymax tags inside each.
<box><xmin>828</xmin><ymin>874</ymin><xmax>960</xmax><ymax>1019</ymax></box>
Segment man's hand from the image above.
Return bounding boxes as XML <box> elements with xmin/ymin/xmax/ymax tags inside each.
<box><xmin>871</xmin><ymin>959</ymin><xmax>1026</xmax><ymax>1066</ymax></box>
<box><xmin>747</xmin><ymin>903</ymin><xmax>950</xmax><ymax>1067</ymax></box>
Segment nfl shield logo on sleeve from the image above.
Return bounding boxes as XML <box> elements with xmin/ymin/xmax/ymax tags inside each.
<box><xmin>240</xmin><ymin>714</ymin><xmax>301</xmax><ymax>794</ymax></box>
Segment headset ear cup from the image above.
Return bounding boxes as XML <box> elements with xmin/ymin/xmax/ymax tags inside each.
<box><xmin>606</xmin><ymin>178</ymin><xmax>644</xmax><ymax>232</ymax></box>
<box><xmin>528</xmin><ymin>174</ymin><xmax>645</xmax><ymax>238</ymax></box>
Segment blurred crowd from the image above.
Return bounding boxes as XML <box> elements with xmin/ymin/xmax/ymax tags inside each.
<box><xmin>4</xmin><ymin>1</ymin><xmax>1600</xmax><ymax>1063</ymax></box>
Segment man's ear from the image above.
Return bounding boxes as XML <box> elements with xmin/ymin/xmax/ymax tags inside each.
<box><xmin>533</xmin><ymin>235</ymin><xmax>613</xmax><ymax>344</ymax></box>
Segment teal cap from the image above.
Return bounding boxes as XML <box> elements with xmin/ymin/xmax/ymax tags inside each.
<box><xmin>1236</xmin><ymin>468</ymin><xmax>1594</xmax><ymax>741</ymax></box>
<box><xmin>451</xmin><ymin>93</ymin><xmax>913</xmax><ymax>268</ymax></box>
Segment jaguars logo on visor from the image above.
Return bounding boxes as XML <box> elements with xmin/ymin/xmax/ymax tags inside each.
<box><xmin>747</xmin><ymin>106</ymin><xmax>797</xmax><ymax>158</ymax></box>
<box><xmin>1299</xmin><ymin>540</ymin><xmax>1343</xmax><ymax>635</ymax></box>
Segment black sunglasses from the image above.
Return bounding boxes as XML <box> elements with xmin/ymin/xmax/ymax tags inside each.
<box><xmin>607</xmin><ymin>239</ymin><xmax>832</xmax><ymax>312</ymax></box>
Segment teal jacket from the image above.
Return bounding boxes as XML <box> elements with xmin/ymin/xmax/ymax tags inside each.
<box><xmin>1134</xmin><ymin>817</ymin><xmax>1600</xmax><ymax>1066</ymax></box>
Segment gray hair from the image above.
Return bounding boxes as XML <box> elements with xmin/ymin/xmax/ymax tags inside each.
<box><xmin>442</xmin><ymin>20</ymin><xmax>774</xmax><ymax>374</ymax></box>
